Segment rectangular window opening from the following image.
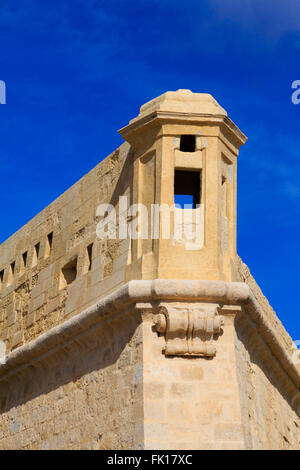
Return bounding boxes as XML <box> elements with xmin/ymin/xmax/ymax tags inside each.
<box><xmin>174</xmin><ymin>169</ymin><xmax>201</xmax><ymax>209</ymax></box>
<box><xmin>60</xmin><ymin>257</ymin><xmax>78</xmax><ymax>289</ymax></box>
<box><xmin>180</xmin><ymin>135</ymin><xmax>196</xmax><ymax>152</ymax></box>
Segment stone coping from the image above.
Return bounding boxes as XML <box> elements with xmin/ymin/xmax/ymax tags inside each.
<box><xmin>0</xmin><ymin>279</ymin><xmax>299</xmax><ymax>391</ymax></box>
<box><xmin>119</xmin><ymin>110</ymin><xmax>247</xmax><ymax>148</ymax></box>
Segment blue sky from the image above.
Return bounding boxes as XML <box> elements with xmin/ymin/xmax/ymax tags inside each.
<box><xmin>0</xmin><ymin>0</ymin><xmax>299</xmax><ymax>339</ymax></box>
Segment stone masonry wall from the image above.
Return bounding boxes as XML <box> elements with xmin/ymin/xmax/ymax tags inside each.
<box><xmin>141</xmin><ymin>304</ymin><xmax>246</xmax><ymax>450</ymax></box>
<box><xmin>235</xmin><ymin>311</ymin><xmax>300</xmax><ymax>449</ymax></box>
<box><xmin>0</xmin><ymin>308</ymin><xmax>143</xmax><ymax>450</ymax></box>
<box><xmin>0</xmin><ymin>142</ymin><xmax>133</xmax><ymax>355</ymax></box>
<box><xmin>234</xmin><ymin>257</ymin><xmax>300</xmax><ymax>449</ymax></box>
<box><xmin>235</xmin><ymin>256</ymin><xmax>295</xmax><ymax>357</ymax></box>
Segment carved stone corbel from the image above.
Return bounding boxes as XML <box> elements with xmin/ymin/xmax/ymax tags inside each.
<box><xmin>154</xmin><ymin>303</ymin><xmax>224</xmax><ymax>357</ymax></box>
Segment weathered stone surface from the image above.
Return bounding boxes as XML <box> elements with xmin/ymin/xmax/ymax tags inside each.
<box><xmin>0</xmin><ymin>89</ymin><xmax>299</xmax><ymax>449</ymax></box>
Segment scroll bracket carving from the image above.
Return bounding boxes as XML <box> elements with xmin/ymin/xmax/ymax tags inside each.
<box><xmin>154</xmin><ymin>303</ymin><xmax>224</xmax><ymax>357</ymax></box>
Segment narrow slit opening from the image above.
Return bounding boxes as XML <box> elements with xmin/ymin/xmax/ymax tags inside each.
<box><xmin>45</xmin><ymin>232</ymin><xmax>53</xmax><ymax>257</ymax></box>
<box><xmin>60</xmin><ymin>257</ymin><xmax>78</xmax><ymax>289</ymax></box>
<box><xmin>0</xmin><ymin>269</ymin><xmax>4</xmax><ymax>287</ymax></box>
<box><xmin>87</xmin><ymin>243</ymin><xmax>93</xmax><ymax>272</ymax></box>
<box><xmin>32</xmin><ymin>242</ymin><xmax>40</xmax><ymax>267</ymax></box>
<box><xmin>22</xmin><ymin>251</ymin><xmax>28</xmax><ymax>267</ymax></box>
<box><xmin>8</xmin><ymin>262</ymin><xmax>15</xmax><ymax>285</ymax></box>
<box><xmin>20</xmin><ymin>251</ymin><xmax>28</xmax><ymax>275</ymax></box>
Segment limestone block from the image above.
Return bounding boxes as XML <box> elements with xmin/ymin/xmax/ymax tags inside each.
<box><xmin>11</xmin><ymin>330</ymin><xmax>24</xmax><ymax>349</ymax></box>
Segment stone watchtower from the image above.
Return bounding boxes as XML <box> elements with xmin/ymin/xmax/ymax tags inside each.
<box><xmin>0</xmin><ymin>90</ymin><xmax>299</xmax><ymax>449</ymax></box>
<box><xmin>118</xmin><ymin>89</ymin><xmax>245</xmax><ymax>283</ymax></box>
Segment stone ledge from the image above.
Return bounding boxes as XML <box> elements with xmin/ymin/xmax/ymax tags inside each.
<box><xmin>0</xmin><ymin>279</ymin><xmax>299</xmax><ymax>393</ymax></box>
<box><xmin>246</xmin><ymin>291</ymin><xmax>300</xmax><ymax>392</ymax></box>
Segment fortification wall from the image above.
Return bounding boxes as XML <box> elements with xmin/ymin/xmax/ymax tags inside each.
<box><xmin>0</xmin><ymin>142</ymin><xmax>132</xmax><ymax>355</ymax></box>
<box><xmin>0</xmin><ymin>307</ymin><xmax>143</xmax><ymax>450</ymax></box>
<box><xmin>0</xmin><ymin>274</ymin><xmax>298</xmax><ymax>450</ymax></box>
<box><xmin>0</xmin><ymin>88</ymin><xmax>299</xmax><ymax>450</ymax></box>
<box><xmin>234</xmin><ymin>257</ymin><xmax>300</xmax><ymax>449</ymax></box>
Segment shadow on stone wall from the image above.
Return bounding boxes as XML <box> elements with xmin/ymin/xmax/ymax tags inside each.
<box><xmin>234</xmin><ymin>310</ymin><xmax>300</xmax><ymax>450</ymax></box>
<box><xmin>0</xmin><ymin>309</ymin><xmax>144</xmax><ymax>449</ymax></box>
